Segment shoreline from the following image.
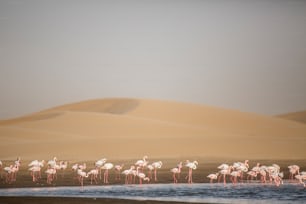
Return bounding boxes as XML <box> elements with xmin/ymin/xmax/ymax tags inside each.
<box><xmin>0</xmin><ymin>196</ymin><xmax>210</xmax><ymax>204</ymax></box>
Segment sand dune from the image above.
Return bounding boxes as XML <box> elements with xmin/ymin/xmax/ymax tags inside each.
<box><xmin>1</xmin><ymin>98</ymin><xmax>306</xmax><ymax>160</ymax></box>
<box><xmin>277</xmin><ymin>111</ymin><xmax>306</xmax><ymax>124</ymax></box>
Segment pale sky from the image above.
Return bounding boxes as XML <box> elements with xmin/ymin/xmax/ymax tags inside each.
<box><xmin>1</xmin><ymin>0</ymin><xmax>306</xmax><ymax>119</ymax></box>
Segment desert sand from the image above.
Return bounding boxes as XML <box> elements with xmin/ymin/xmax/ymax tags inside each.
<box><xmin>1</xmin><ymin>98</ymin><xmax>306</xmax><ymax>161</ymax></box>
<box><xmin>278</xmin><ymin>111</ymin><xmax>306</xmax><ymax>124</ymax></box>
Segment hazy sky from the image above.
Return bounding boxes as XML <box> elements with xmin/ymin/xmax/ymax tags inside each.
<box><xmin>1</xmin><ymin>0</ymin><xmax>306</xmax><ymax>119</ymax></box>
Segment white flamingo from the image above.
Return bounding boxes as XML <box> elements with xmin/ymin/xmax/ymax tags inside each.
<box><xmin>185</xmin><ymin>160</ymin><xmax>198</xmax><ymax>184</ymax></box>
<box><xmin>171</xmin><ymin>162</ymin><xmax>183</xmax><ymax>184</ymax></box>
<box><xmin>151</xmin><ymin>161</ymin><xmax>162</xmax><ymax>181</ymax></box>
<box><xmin>102</xmin><ymin>163</ymin><xmax>113</xmax><ymax>184</ymax></box>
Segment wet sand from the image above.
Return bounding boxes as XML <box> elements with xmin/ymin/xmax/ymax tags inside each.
<box><xmin>0</xmin><ymin>197</ymin><xmax>208</xmax><ymax>204</ymax></box>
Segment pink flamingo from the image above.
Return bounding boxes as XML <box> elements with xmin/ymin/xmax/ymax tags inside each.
<box><xmin>95</xmin><ymin>158</ymin><xmax>107</xmax><ymax>180</ymax></box>
<box><xmin>207</xmin><ymin>173</ymin><xmax>219</xmax><ymax>183</ymax></box>
<box><xmin>3</xmin><ymin>165</ymin><xmax>14</xmax><ymax>184</ymax></box>
<box><xmin>29</xmin><ymin>166</ymin><xmax>41</xmax><ymax>182</ymax></box>
<box><xmin>28</xmin><ymin>160</ymin><xmax>44</xmax><ymax>182</ymax></box>
<box><xmin>218</xmin><ymin>164</ymin><xmax>232</xmax><ymax>185</ymax></box>
<box><xmin>102</xmin><ymin>163</ymin><xmax>113</xmax><ymax>184</ymax></box>
<box><xmin>151</xmin><ymin>161</ymin><xmax>162</xmax><ymax>181</ymax></box>
<box><xmin>247</xmin><ymin>171</ymin><xmax>258</xmax><ymax>182</ymax></box>
<box><xmin>147</xmin><ymin>164</ymin><xmax>154</xmax><ymax>180</ymax></box>
<box><xmin>295</xmin><ymin>174</ymin><xmax>306</xmax><ymax>187</ymax></box>
<box><xmin>170</xmin><ymin>162</ymin><xmax>183</xmax><ymax>183</ymax></box>
<box><xmin>59</xmin><ymin>161</ymin><xmax>68</xmax><ymax>177</ymax></box>
<box><xmin>114</xmin><ymin>164</ymin><xmax>124</xmax><ymax>181</ymax></box>
<box><xmin>185</xmin><ymin>160</ymin><xmax>198</xmax><ymax>184</ymax></box>
<box><xmin>45</xmin><ymin>167</ymin><xmax>57</xmax><ymax>184</ymax></box>
<box><xmin>230</xmin><ymin>170</ymin><xmax>241</xmax><ymax>185</ymax></box>
<box><xmin>288</xmin><ymin>165</ymin><xmax>300</xmax><ymax>180</ymax></box>
<box><xmin>259</xmin><ymin>166</ymin><xmax>267</xmax><ymax>183</ymax></box>
<box><xmin>136</xmin><ymin>166</ymin><xmax>149</xmax><ymax>185</ymax></box>
<box><xmin>122</xmin><ymin>166</ymin><xmax>135</xmax><ymax>184</ymax></box>
<box><xmin>135</xmin><ymin>156</ymin><xmax>148</xmax><ymax>172</ymax></box>
<box><xmin>77</xmin><ymin>169</ymin><xmax>88</xmax><ymax>187</ymax></box>
<box><xmin>11</xmin><ymin>157</ymin><xmax>21</xmax><ymax>182</ymax></box>
<box><xmin>87</xmin><ymin>168</ymin><xmax>99</xmax><ymax>184</ymax></box>
<box><xmin>47</xmin><ymin>157</ymin><xmax>57</xmax><ymax>168</ymax></box>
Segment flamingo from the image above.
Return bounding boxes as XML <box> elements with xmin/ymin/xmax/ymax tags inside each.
<box><xmin>230</xmin><ymin>170</ymin><xmax>241</xmax><ymax>185</ymax></box>
<box><xmin>78</xmin><ymin>163</ymin><xmax>87</xmax><ymax>171</ymax></box>
<box><xmin>171</xmin><ymin>162</ymin><xmax>183</xmax><ymax>183</ymax></box>
<box><xmin>135</xmin><ymin>156</ymin><xmax>148</xmax><ymax>172</ymax></box>
<box><xmin>11</xmin><ymin>157</ymin><xmax>21</xmax><ymax>182</ymax></box>
<box><xmin>122</xmin><ymin>169</ymin><xmax>131</xmax><ymax>184</ymax></box>
<box><xmin>87</xmin><ymin>168</ymin><xmax>99</xmax><ymax>184</ymax></box>
<box><xmin>151</xmin><ymin>161</ymin><xmax>162</xmax><ymax>181</ymax></box>
<box><xmin>4</xmin><ymin>165</ymin><xmax>14</xmax><ymax>184</ymax></box>
<box><xmin>47</xmin><ymin>157</ymin><xmax>57</xmax><ymax>168</ymax></box>
<box><xmin>147</xmin><ymin>164</ymin><xmax>154</xmax><ymax>180</ymax></box>
<box><xmin>270</xmin><ymin>172</ymin><xmax>283</xmax><ymax>187</ymax></box>
<box><xmin>259</xmin><ymin>166</ymin><xmax>268</xmax><ymax>183</ymax></box>
<box><xmin>288</xmin><ymin>165</ymin><xmax>300</xmax><ymax>180</ymax></box>
<box><xmin>59</xmin><ymin>161</ymin><xmax>68</xmax><ymax>177</ymax></box>
<box><xmin>114</xmin><ymin>164</ymin><xmax>124</xmax><ymax>181</ymax></box>
<box><xmin>28</xmin><ymin>160</ymin><xmax>44</xmax><ymax>182</ymax></box>
<box><xmin>218</xmin><ymin>164</ymin><xmax>232</xmax><ymax>185</ymax></box>
<box><xmin>185</xmin><ymin>160</ymin><xmax>198</xmax><ymax>184</ymax></box>
<box><xmin>95</xmin><ymin>158</ymin><xmax>107</xmax><ymax>180</ymax></box>
<box><xmin>29</xmin><ymin>166</ymin><xmax>41</xmax><ymax>182</ymax></box>
<box><xmin>45</xmin><ymin>167</ymin><xmax>57</xmax><ymax>184</ymax></box>
<box><xmin>247</xmin><ymin>171</ymin><xmax>258</xmax><ymax>182</ymax></box>
<box><xmin>122</xmin><ymin>166</ymin><xmax>135</xmax><ymax>184</ymax></box>
<box><xmin>28</xmin><ymin>160</ymin><xmax>45</xmax><ymax>167</ymax></box>
<box><xmin>77</xmin><ymin>169</ymin><xmax>88</xmax><ymax>187</ymax></box>
<box><xmin>233</xmin><ymin>160</ymin><xmax>249</xmax><ymax>181</ymax></box>
<box><xmin>207</xmin><ymin>173</ymin><xmax>219</xmax><ymax>183</ymax></box>
<box><xmin>136</xmin><ymin>166</ymin><xmax>149</xmax><ymax>185</ymax></box>
<box><xmin>102</xmin><ymin>163</ymin><xmax>113</xmax><ymax>184</ymax></box>
<box><xmin>295</xmin><ymin>174</ymin><xmax>306</xmax><ymax>187</ymax></box>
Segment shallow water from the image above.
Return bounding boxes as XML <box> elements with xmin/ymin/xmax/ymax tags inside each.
<box><xmin>0</xmin><ymin>183</ymin><xmax>305</xmax><ymax>203</ymax></box>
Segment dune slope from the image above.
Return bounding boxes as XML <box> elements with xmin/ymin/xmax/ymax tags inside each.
<box><xmin>1</xmin><ymin>98</ymin><xmax>306</xmax><ymax>160</ymax></box>
<box><xmin>277</xmin><ymin>111</ymin><xmax>306</xmax><ymax>124</ymax></box>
